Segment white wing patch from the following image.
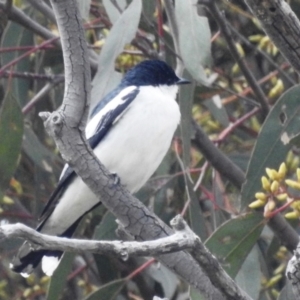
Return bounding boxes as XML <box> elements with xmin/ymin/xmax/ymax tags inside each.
<box><xmin>85</xmin><ymin>85</ymin><xmax>137</xmax><ymax>139</ymax></box>
<box><xmin>42</xmin><ymin>256</ymin><xmax>61</xmax><ymax>277</ymax></box>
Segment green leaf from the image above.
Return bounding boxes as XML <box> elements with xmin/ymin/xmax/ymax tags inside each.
<box><xmin>175</xmin><ymin>0</ymin><xmax>211</xmax><ymax>84</ymax></box>
<box><xmin>142</xmin><ymin>0</ymin><xmax>156</xmax><ymax>21</ymax></box>
<box><xmin>93</xmin><ymin>211</ymin><xmax>118</xmax><ymax>241</ymax></box>
<box><xmin>0</xmin><ymin>91</ymin><xmax>23</xmax><ymax>194</ymax></box>
<box><xmin>1</xmin><ymin>12</ymin><xmax>34</xmax><ymax>107</ymax></box>
<box><xmin>84</xmin><ymin>279</ymin><xmax>126</xmax><ymax>300</ymax></box>
<box><xmin>144</xmin><ymin>264</ymin><xmax>178</xmax><ymax>299</ymax></box>
<box><xmin>277</xmin><ymin>280</ymin><xmax>297</xmax><ymax>300</ymax></box>
<box><xmin>178</xmin><ymin>72</ymin><xmax>207</xmax><ymax>239</ymax></box>
<box><xmin>93</xmin><ymin>212</ymin><xmax>119</xmax><ymax>283</ymax></box>
<box><xmin>90</xmin><ymin>0</ymin><xmax>142</xmax><ymax>109</ymax></box>
<box><xmin>203</xmin><ymin>95</ymin><xmax>229</xmax><ymax>127</ymax></box>
<box><xmin>235</xmin><ymin>246</ymin><xmax>260</xmax><ymax>300</ymax></box>
<box><xmin>46</xmin><ymin>253</ymin><xmax>75</xmax><ymax>300</ymax></box>
<box><xmin>241</xmin><ymin>85</ymin><xmax>300</xmax><ymax>209</ymax></box>
<box><xmin>205</xmin><ymin>212</ymin><xmax>265</xmax><ymax>278</ymax></box>
<box><xmin>103</xmin><ymin>0</ymin><xmax>126</xmax><ymax>24</ymax></box>
<box><xmin>23</xmin><ymin>127</ymin><xmax>62</xmax><ymax>174</ymax></box>
<box><xmin>76</xmin><ymin>0</ymin><xmax>92</xmax><ymax>20</ymax></box>
<box><xmin>189</xmin><ymin>287</ymin><xmax>206</xmax><ymax>300</ymax></box>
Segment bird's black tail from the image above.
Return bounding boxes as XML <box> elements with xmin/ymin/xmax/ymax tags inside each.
<box><xmin>11</xmin><ymin>217</ymin><xmax>83</xmax><ymax>277</ymax></box>
<box><xmin>11</xmin><ymin>245</ymin><xmax>63</xmax><ymax>276</ymax></box>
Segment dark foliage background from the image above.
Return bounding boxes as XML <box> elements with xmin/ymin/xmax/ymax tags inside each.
<box><xmin>0</xmin><ymin>0</ymin><xmax>300</xmax><ymax>299</ymax></box>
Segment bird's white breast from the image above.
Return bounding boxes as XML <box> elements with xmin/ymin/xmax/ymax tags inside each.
<box><xmin>94</xmin><ymin>84</ymin><xmax>180</xmax><ymax>192</ymax></box>
<box><xmin>42</xmin><ymin>84</ymin><xmax>180</xmax><ymax>235</ymax></box>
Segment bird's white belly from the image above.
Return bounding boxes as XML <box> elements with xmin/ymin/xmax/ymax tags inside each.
<box><xmin>42</xmin><ymin>87</ymin><xmax>180</xmax><ymax>235</ymax></box>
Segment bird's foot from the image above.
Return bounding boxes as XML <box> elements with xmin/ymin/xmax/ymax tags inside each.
<box><xmin>110</xmin><ymin>172</ymin><xmax>120</xmax><ymax>187</ymax></box>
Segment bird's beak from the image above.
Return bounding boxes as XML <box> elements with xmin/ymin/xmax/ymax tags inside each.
<box><xmin>177</xmin><ymin>78</ymin><xmax>191</xmax><ymax>85</ymax></box>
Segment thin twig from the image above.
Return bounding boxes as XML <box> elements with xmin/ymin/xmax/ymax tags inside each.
<box><xmin>22</xmin><ymin>78</ymin><xmax>64</xmax><ymax>115</ymax></box>
<box><xmin>0</xmin><ymin>37</ymin><xmax>59</xmax><ymax>76</ymax></box>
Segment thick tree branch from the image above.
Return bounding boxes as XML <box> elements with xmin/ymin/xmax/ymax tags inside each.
<box><xmin>286</xmin><ymin>243</ymin><xmax>300</xmax><ymax>298</ymax></box>
<box><xmin>0</xmin><ymin>216</ymin><xmax>197</xmax><ymax>258</ymax></box>
<box><xmin>191</xmin><ymin>239</ymin><xmax>252</xmax><ymax>300</ymax></box>
<box><xmin>244</xmin><ymin>0</ymin><xmax>300</xmax><ymax>75</ymax></box>
<box><xmin>1</xmin><ymin>215</ymin><xmax>253</xmax><ymax>300</ymax></box>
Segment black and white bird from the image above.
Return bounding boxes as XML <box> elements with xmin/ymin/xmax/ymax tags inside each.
<box><xmin>11</xmin><ymin>60</ymin><xmax>190</xmax><ymax>277</ymax></box>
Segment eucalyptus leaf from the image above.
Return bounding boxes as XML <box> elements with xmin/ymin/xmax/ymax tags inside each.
<box><xmin>90</xmin><ymin>0</ymin><xmax>142</xmax><ymax>110</ymax></box>
<box><xmin>241</xmin><ymin>85</ymin><xmax>300</xmax><ymax>209</ymax></box>
<box><xmin>0</xmin><ymin>92</ymin><xmax>23</xmax><ymax>194</ymax></box>
<box><xmin>179</xmin><ymin>71</ymin><xmax>206</xmax><ymax>239</ymax></box>
<box><xmin>1</xmin><ymin>15</ymin><xmax>33</xmax><ymax>107</ymax></box>
<box><xmin>93</xmin><ymin>211</ymin><xmax>118</xmax><ymax>283</ymax></box>
<box><xmin>277</xmin><ymin>281</ymin><xmax>297</xmax><ymax>300</ymax></box>
<box><xmin>235</xmin><ymin>245</ymin><xmax>260</xmax><ymax>300</ymax></box>
<box><xmin>175</xmin><ymin>0</ymin><xmax>211</xmax><ymax>84</ymax></box>
<box><xmin>204</xmin><ymin>95</ymin><xmax>229</xmax><ymax>127</ymax></box>
<box><xmin>205</xmin><ymin>212</ymin><xmax>265</xmax><ymax>278</ymax></box>
<box><xmin>76</xmin><ymin>0</ymin><xmax>91</xmax><ymax>20</ymax></box>
<box><xmin>84</xmin><ymin>279</ymin><xmax>126</xmax><ymax>300</ymax></box>
<box><xmin>189</xmin><ymin>287</ymin><xmax>206</xmax><ymax>300</ymax></box>
<box><xmin>46</xmin><ymin>253</ymin><xmax>75</xmax><ymax>300</ymax></box>
<box><xmin>144</xmin><ymin>264</ymin><xmax>178</xmax><ymax>299</ymax></box>
<box><xmin>103</xmin><ymin>0</ymin><xmax>127</xmax><ymax>23</ymax></box>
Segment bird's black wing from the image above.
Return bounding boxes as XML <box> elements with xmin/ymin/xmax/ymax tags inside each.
<box><xmin>88</xmin><ymin>87</ymin><xmax>140</xmax><ymax>148</ymax></box>
<box><xmin>38</xmin><ymin>87</ymin><xmax>140</xmax><ymax>227</ymax></box>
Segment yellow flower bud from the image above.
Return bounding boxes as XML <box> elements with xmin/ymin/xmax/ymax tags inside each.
<box><xmin>270</xmin><ymin>181</ymin><xmax>279</xmax><ymax>193</ymax></box>
<box><xmin>262</xmin><ymin>176</ymin><xmax>271</xmax><ymax>191</ymax></box>
<box><xmin>10</xmin><ymin>177</ymin><xmax>23</xmax><ymax>194</ymax></box>
<box><xmin>248</xmin><ymin>34</ymin><xmax>264</xmax><ymax>43</ymax></box>
<box><xmin>266</xmin><ymin>168</ymin><xmax>277</xmax><ymax>180</ymax></box>
<box><xmin>2</xmin><ymin>196</ymin><xmax>14</xmax><ymax>205</ymax></box>
<box><xmin>286</xmin><ymin>151</ymin><xmax>294</xmax><ymax>168</ymax></box>
<box><xmin>297</xmin><ymin>168</ymin><xmax>300</xmax><ymax>182</ymax></box>
<box><xmin>255</xmin><ymin>192</ymin><xmax>267</xmax><ymax>201</ymax></box>
<box><xmin>273</xmin><ymin>263</ymin><xmax>286</xmax><ymax>275</ymax></box>
<box><xmin>235</xmin><ymin>43</ymin><xmax>245</xmax><ymax>57</ymax></box>
<box><xmin>266</xmin><ymin>199</ymin><xmax>276</xmax><ymax>212</ymax></box>
<box><xmin>285</xmin><ymin>211</ymin><xmax>300</xmax><ymax>219</ymax></box>
<box><xmin>290</xmin><ymin>156</ymin><xmax>300</xmax><ymax>172</ymax></box>
<box><xmin>272</xmin><ymin>45</ymin><xmax>279</xmax><ymax>57</ymax></box>
<box><xmin>258</xmin><ymin>35</ymin><xmax>270</xmax><ymax>50</ymax></box>
<box><xmin>278</xmin><ymin>162</ymin><xmax>287</xmax><ymax>179</ymax></box>
<box><xmin>25</xmin><ymin>274</ymin><xmax>36</xmax><ymax>286</ymax></box>
<box><xmin>249</xmin><ymin>199</ymin><xmax>265</xmax><ymax>209</ymax></box>
<box><xmin>291</xmin><ymin>200</ymin><xmax>300</xmax><ymax>211</ymax></box>
<box><xmin>275</xmin><ymin>193</ymin><xmax>288</xmax><ymax>201</ymax></box>
<box><xmin>285</xmin><ymin>179</ymin><xmax>300</xmax><ymax>190</ymax></box>
<box><xmin>23</xmin><ymin>288</ymin><xmax>32</xmax><ymax>298</ymax></box>
<box><xmin>268</xmin><ymin>79</ymin><xmax>284</xmax><ymax>99</ymax></box>
<box><xmin>40</xmin><ymin>276</ymin><xmax>50</xmax><ymax>285</ymax></box>
<box><xmin>33</xmin><ymin>285</ymin><xmax>41</xmax><ymax>292</ymax></box>
<box><xmin>231</xmin><ymin>63</ymin><xmax>240</xmax><ymax>75</ymax></box>
<box><xmin>266</xmin><ymin>274</ymin><xmax>282</xmax><ymax>288</ymax></box>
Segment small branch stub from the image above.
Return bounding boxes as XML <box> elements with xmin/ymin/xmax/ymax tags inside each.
<box><xmin>286</xmin><ymin>245</ymin><xmax>300</xmax><ymax>298</ymax></box>
<box><xmin>39</xmin><ymin>111</ymin><xmax>64</xmax><ymax>136</ymax></box>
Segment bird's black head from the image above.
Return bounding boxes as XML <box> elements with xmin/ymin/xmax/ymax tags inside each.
<box><xmin>121</xmin><ymin>60</ymin><xmax>190</xmax><ymax>87</ymax></box>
